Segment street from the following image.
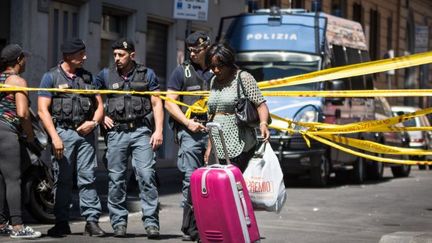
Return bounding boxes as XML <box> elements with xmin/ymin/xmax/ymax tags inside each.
<box><xmin>5</xmin><ymin>166</ymin><xmax>432</xmax><ymax>243</ymax></box>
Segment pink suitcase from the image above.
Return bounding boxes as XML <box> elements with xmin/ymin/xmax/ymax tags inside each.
<box><xmin>190</xmin><ymin>122</ymin><xmax>260</xmax><ymax>243</ymax></box>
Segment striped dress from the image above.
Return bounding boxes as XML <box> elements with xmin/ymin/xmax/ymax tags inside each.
<box><xmin>0</xmin><ymin>73</ymin><xmax>20</xmax><ymax>132</ymax></box>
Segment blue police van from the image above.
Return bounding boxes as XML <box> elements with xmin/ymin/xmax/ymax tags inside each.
<box><xmin>218</xmin><ymin>8</ymin><xmax>379</xmax><ymax>186</ymax></box>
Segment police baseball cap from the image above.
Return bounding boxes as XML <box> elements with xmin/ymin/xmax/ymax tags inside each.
<box><xmin>112</xmin><ymin>38</ymin><xmax>135</xmax><ymax>52</ymax></box>
<box><xmin>61</xmin><ymin>38</ymin><xmax>86</xmax><ymax>54</ymax></box>
<box><xmin>0</xmin><ymin>44</ymin><xmax>30</xmax><ymax>63</ymax></box>
<box><xmin>185</xmin><ymin>31</ymin><xmax>210</xmax><ymax>47</ymax></box>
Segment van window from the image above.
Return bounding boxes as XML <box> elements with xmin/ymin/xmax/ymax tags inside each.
<box><xmin>346</xmin><ymin>47</ymin><xmax>365</xmax><ymax>90</ymax></box>
<box><xmin>236</xmin><ymin>52</ymin><xmax>321</xmax><ymax>91</ymax></box>
<box><xmin>330</xmin><ymin>45</ymin><xmax>351</xmax><ymax>89</ymax></box>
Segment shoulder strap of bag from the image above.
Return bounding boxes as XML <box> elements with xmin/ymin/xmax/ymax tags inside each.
<box><xmin>236</xmin><ymin>70</ymin><xmax>247</xmax><ymax>99</ymax></box>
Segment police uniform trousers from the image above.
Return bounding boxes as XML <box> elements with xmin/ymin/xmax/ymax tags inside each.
<box><xmin>176</xmin><ymin>128</ymin><xmax>207</xmax><ymax>204</ymax></box>
<box><xmin>105</xmin><ymin>125</ymin><xmax>159</xmax><ymax>229</ymax></box>
<box><xmin>52</xmin><ymin>127</ymin><xmax>102</xmax><ymax>223</ymax></box>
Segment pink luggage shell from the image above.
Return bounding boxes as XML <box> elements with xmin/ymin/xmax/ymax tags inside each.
<box><xmin>191</xmin><ymin>165</ymin><xmax>260</xmax><ymax>243</ymax></box>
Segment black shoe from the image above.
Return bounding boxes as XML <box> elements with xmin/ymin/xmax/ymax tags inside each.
<box><xmin>145</xmin><ymin>226</ymin><xmax>160</xmax><ymax>239</ymax></box>
<box><xmin>113</xmin><ymin>225</ymin><xmax>127</xmax><ymax>238</ymax></box>
<box><xmin>84</xmin><ymin>221</ymin><xmax>105</xmax><ymax>237</ymax></box>
<box><xmin>47</xmin><ymin>222</ymin><xmax>71</xmax><ymax>237</ymax></box>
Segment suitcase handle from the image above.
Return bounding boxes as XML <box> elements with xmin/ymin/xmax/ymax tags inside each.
<box><xmin>206</xmin><ymin>122</ymin><xmax>231</xmax><ymax>164</ymax></box>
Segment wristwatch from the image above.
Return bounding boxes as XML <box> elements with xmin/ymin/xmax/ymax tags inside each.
<box><xmin>92</xmin><ymin>120</ymin><xmax>99</xmax><ymax>128</ymax></box>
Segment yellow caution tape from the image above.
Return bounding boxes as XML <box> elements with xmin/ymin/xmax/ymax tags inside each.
<box><xmin>320</xmin><ymin>134</ymin><xmax>432</xmax><ymax>156</ymax></box>
<box><xmin>258</xmin><ymin>51</ymin><xmax>432</xmax><ymax>90</ymax></box>
<box><xmin>184</xmin><ymin>97</ymin><xmax>208</xmax><ymax>119</ymax></box>
<box><xmin>306</xmin><ymin>133</ymin><xmax>432</xmax><ymax>165</ymax></box>
<box><xmin>262</xmin><ymin>89</ymin><xmax>432</xmax><ymax>97</ymax></box>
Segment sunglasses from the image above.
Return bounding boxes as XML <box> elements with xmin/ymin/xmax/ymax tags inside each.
<box><xmin>188</xmin><ymin>46</ymin><xmax>207</xmax><ymax>53</ymax></box>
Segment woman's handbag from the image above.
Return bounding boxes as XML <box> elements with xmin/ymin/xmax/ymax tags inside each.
<box><xmin>235</xmin><ymin>71</ymin><xmax>260</xmax><ymax>128</ymax></box>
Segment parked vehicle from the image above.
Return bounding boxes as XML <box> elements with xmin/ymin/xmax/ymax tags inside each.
<box><xmin>218</xmin><ymin>7</ymin><xmax>375</xmax><ymax>186</ymax></box>
<box><xmin>21</xmin><ymin>110</ymin><xmax>55</xmax><ymax>223</ymax></box>
<box><xmin>391</xmin><ymin>106</ymin><xmax>432</xmax><ymax>170</ymax></box>
<box><xmin>371</xmin><ymin>97</ymin><xmax>411</xmax><ymax>179</ymax></box>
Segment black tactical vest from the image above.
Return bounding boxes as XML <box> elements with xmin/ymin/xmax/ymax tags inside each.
<box><xmin>180</xmin><ymin>61</ymin><xmax>210</xmax><ymax>114</ymax></box>
<box><xmin>49</xmin><ymin>66</ymin><xmax>96</xmax><ymax>126</ymax></box>
<box><xmin>106</xmin><ymin>64</ymin><xmax>152</xmax><ymax>123</ymax></box>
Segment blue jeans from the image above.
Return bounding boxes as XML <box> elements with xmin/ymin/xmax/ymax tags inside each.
<box><xmin>105</xmin><ymin>126</ymin><xmax>159</xmax><ymax>229</ymax></box>
<box><xmin>52</xmin><ymin>127</ymin><xmax>101</xmax><ymax>223</ymax></box>
<box><xmin>177</xmin><ymin>129</ymin><xmax>207</xmax><ymax>204</ymax></box>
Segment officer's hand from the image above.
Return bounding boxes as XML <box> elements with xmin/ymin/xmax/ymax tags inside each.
<box><xmin>150</xmin><ymin>130</ymin><xmax>163</xmax><ymax>151</ymax></box>
<box><xmin>52</xmin><ymin>136</ymin><xmax>64</xmax><ymax>160</ymax></box>
<box><xmin>77</xmin><ymin>121</ymin><xmax>96</xmax><ymax>136</ymax></box>
<box><xmin>186</xmin><ymin>119</ymin><xmax>206</xmax><ymax>133</ymax></box>
<box><xmin>104</xmin><ymin>116</ymin><xmax>115</xmax><ymax>129</ymax></box>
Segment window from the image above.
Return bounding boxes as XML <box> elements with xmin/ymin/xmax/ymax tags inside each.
<box><xmin>264</xmin><ymin>0</ymin><xmax>280</xmax><ymax>8</ymax></box>
<box><xmin>0</xmin><ymin>0</ymin><xmax>10</xmax><ymax>50</ymax></box>
<box><xmin>100</xmin><ymin>10</ymin><xmax>128</xmax><ymax>69</ymax></box>
<box><xmin>48</xmin><ymin>2</ymin><xmax>80</xmax><ymax>66</ymax></box>
<box><xmin>369</xmin><ymin>9</ymin><xmax>380</xmax><ymax>60</ymax></box>
<box><xmin>330</xmin><ymin>45</ymin><xmax>351</xmax><ymax>89</ymax></box>
<box><xmin>291</xmin><ymin>0</ymin><xmax>304</xmax><ymax>8</ymax></box>
<box><xmin>146</xmin><ymin>21</ymin><xmax>168</xmax><ymax>89</ymax></box>
<box><xmin>352</xmin><ymin>3</ymin><xmax>363</xmax><ymax>25</ymax></box>
<box><xmin>331</xmin><ymin>0</ymin><xmax>346</xmax><ymax>17</ymax></box>
<box><xmin>360</xmin><ymin>51</ymin><xmax>374</xmax><ymax>89</ymax></box>
<box><xmin>346</xmin><ymin>47</ymin><xmax>365</xmax><ymax>90</ymax></box>
<box><xmin>387</xmin><ymin>16</ymin><xmax>393</xmax><ymax>49</ymax></box>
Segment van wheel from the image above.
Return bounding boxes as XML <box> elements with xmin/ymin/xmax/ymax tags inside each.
<box><xmin>310</xmin><ymin>155</ymin><xmax>330</xmax><ymax>187</ymax></box>
<box><xmin>352</xmin><ymin>156</ymin><xmax>366</xmax><ymax>184</ymax></box>
<box><xmin>412</xmin><ymin>156</ymin><xmax>426</xmax><ymax>170</ymax></box>
<box><xmin>391</xmin><ymin>165</ymin><xmax>411</xmax><ymax>177</ymax></box>
<box><xmin>367</xmin><ymin>155</ymin><xmax>384</xmax><ymax>180</ymax></box>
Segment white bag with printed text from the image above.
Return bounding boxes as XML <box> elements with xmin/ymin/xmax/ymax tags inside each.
<box><xmin>243</xmin><ymin>142</ymin><xmax>287</xmax><ymax>213</ymax></box>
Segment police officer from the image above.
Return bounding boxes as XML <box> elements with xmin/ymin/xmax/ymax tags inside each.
<box><xmin>95</xmin><ymin>38</ymin><xmax>163</xmax><ymax>239</ymax></box>
<box><xmin>165</xmin><ymin>31</ymin><xmax>213</xmax><ymax>241</ymax></box>
<box><xmin>38</xmin><ymin>38</ymin><xmax>105</xmax><ymax>237</ymax></box>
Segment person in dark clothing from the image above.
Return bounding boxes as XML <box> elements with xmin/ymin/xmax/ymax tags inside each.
<box><xmin>0</xmin><ymin>44</ymin><xmax>41</xmax><ymax>239</ymax></box>
<box><xmin>38</xmin><ymin>38</ymin><xmax>105</xmax><ymax>237</ymax></box>
<box><xmin>165</xmin><ymin>31</ymin><xmax>213</xmax><ymax>241</ymax></box>
<box><xmin>95</xmin><ymin>38</ymin><xmax>163</xmax><ymax>239</ymax></box>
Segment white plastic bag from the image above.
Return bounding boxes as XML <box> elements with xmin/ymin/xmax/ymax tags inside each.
<box><xmin>243</xmin><ymin>142</ymin><xmax>287</xmax><ymax>213</ymax></box>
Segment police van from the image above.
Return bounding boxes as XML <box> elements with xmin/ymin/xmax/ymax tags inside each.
<box><xmin>218</xmin><ymin>8</ymin><xmax>380</xmax><ymax>186</ymax></box>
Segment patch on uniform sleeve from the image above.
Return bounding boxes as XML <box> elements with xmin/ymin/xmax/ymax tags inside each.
<box><xmin>186</xmin><ymin>85</ymin><xmax>201</xmax><ymax>91</ymax></box>
<box><xmin>112</xmin><ymin>83</ymin><xmax>120</xmax><ymax>89</ymax></box>
<box><xmin>58</xmin><ymin>83</ymin><xmax>69</xmax><ymax>89</ymax></box>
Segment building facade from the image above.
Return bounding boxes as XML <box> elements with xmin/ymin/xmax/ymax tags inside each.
<box><xmin>253</xmin><ymin>0</ymin><xmax>432</xmax><ymax>107</ymax></box>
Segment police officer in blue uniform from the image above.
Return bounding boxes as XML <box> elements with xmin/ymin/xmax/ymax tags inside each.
<box><xmin>165</xmin><ymin>31</ymin><xmax>213</xmax><ymax>241</ymax></box>
<box><xmin>38</xmin><ymin>38</ymin><xmax>105</xmax><ymax>237</ymax></box>
<box><xmin>95</xmin><ymin>38</ymin><xmax>163</xmax><ymax>239</ymax></box>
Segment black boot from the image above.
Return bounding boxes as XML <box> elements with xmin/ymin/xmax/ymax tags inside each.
<box><xmin>47</xmin><ymin>222</ymin><xmax>71</xmax><ymax>237</ymax></box>
<box><xmin>84</xmin><ymin>221</ymin><xmax>105</xmax><ymax>237</ymax></box>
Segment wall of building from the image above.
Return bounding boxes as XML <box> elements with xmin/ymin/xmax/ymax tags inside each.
<box><xmin>274</xmin><ymin>0</ymin><xmax>432</xmax><ymax>107</ymax></box>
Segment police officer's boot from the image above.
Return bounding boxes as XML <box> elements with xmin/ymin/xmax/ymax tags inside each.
<box><xmin>83</xmin><ymin>221</ymin><xmax>105</xmax><ymax>237</ymax></box>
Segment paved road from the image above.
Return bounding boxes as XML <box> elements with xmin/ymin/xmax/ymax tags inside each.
<box><xmin>4</xmin><ymin>166</ymin><xmax>432</xmax><ymax>243</ymax></box>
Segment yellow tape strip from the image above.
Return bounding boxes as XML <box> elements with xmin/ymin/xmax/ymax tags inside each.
<box><xmin>258</xmin><ymin>51</ymin><xmax>432</xmax><ymax>90</ymax></box>
<box><xmin>262</xmin><ymin>89</ymin><xmax>432</xmax><ymax>97</ymax></box>
<box><xmin>306</xmin><ymin>133</ymin><xmax>432</xmax><ymax>165</ymax></box>
<box><xmin>320</xmin><ymin>134</ymin><xmax>432</xmax><ymax>156</ymax></box>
